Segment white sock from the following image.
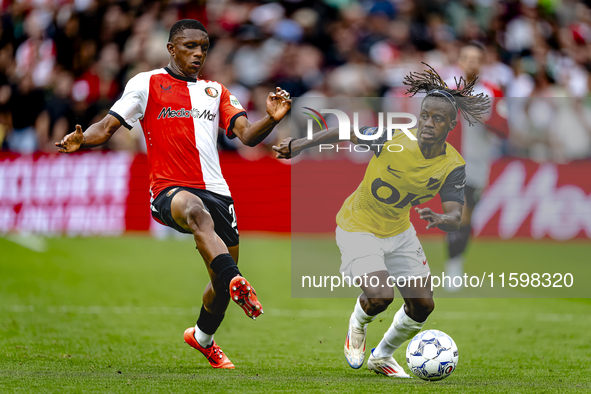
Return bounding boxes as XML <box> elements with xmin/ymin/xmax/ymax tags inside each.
<box><xmin>444</xmin><ymin>256</ymin><xmax>464</xmax><ymax>290</ymax></box>
<box><xmin>194</xmin><ymin>325</ymin><xmax>213</xmax><ymax>348</ymax></box>
<box><xmin>373</xmin><ymin>304</ymin><xmax>425</xmax><ymax>358</ymax></box>
<box><xmin>350</xmin><ymin>296</ymin><xmax>377</xmax><ymax>331</ymax></box>
<box><xmin>445</xmin><ymin>255</ymin><xmax>464</xmax><ymax>276</ymax></box>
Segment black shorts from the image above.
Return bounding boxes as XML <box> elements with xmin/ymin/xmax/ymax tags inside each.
<box><xmin>464</xmin><ymin>185</ymin><xmax>482</xmax><ymax>208</ymax></box>
<box><xmin>151</xmin><ymin>186</ymin><xmax>239</xmax><ymax>247</ymax></box>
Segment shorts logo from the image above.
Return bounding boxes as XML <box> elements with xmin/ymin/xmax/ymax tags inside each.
<box><xmin>229</xmin><ymin>95</ymin><xmax>243</xmax><ymax>109</ymax></box>
<box><xmin>166</xmin><ymin>187</ymin><xmax>179</xmax><ymax>197</ymax></box>
<box><xmin>205</xmin><ymin>86</ymin><xmax>219</xmax><ymax>98</ymax></box>
<box><xmin>157</xmin><ymin>107</ymin><xmax>217</xmax><ymax>121</ymax></box>
<box><xmin>422</xmin><ymin>259</ymin><xmax>427</xmax><ymax>266</ymax></box>
<box><xmin>416</xmin><ymin>246</ymin><xmax>424</xmax><ymax>256</ymax></box>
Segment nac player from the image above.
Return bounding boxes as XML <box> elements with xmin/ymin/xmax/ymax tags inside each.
<box><xmin>56</xmin><ymin>20</ymin><xmax>291</xmax><ymax>369</ymax></box>
<box><xmin>274</xmin><ymin>65</ymin><xmax>490</xmax><ymax>377</ymax></box>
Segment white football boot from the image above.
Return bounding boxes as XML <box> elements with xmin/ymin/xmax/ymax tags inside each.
<box><xmin>344</xmin><ymin>314</ymin><xmax>367</xmax><ymax>369</ymax></box>
<box><xmin>367</xmin><ymin>348</ymin><xmax>411</xmax><ymax>378</ymax></box>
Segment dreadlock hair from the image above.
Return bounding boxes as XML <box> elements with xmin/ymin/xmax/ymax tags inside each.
<box><xmin>403</xmin><ymin>62</ymin><xmax>491</xmax><ymax>126</ymax></box>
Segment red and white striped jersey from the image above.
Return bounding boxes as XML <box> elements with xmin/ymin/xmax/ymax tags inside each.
<box><xmin>109</xmin><ymin>67</ymin><xmax>247</xmax><ymax>198</ymax></box>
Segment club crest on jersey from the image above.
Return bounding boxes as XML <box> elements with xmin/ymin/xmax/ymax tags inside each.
<box><xmin>205</xmin><ymin>86</ymin><xmax>219</xmax><ymax>98</ymax></box>
<box><xmin>157</xmin><ymin>107</ymin><xmax>217</xmax><ymax>121</ymax></box>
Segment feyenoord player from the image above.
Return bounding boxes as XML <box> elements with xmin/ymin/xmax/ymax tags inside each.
<box><xmin>444</xmin><ymin>43</ymin><xmax>507</xmax><ymax>290</ymax></box>
<box><xmin>56</xmin><ymin>20</ymin><xmax>291</xmax><ymax>369</ymax></box>
<box><xmin>274</xmin><ymin>65</ymin><xmax>490</xmax><ymax>377</ymax></box>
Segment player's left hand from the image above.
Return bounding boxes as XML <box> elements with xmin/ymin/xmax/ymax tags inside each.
<box><xmin>267</xmin><ymin>87</ymin><xmax>292</xmax><ymax>121</ymax></box>
<box><xmin>415</xmin><ymin>207</ymin><xmax>442</xmax><ymax>230</ymax></box>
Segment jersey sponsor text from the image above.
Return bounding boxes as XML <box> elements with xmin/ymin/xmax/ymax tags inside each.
<box><xmin>157</xmin><ymin>107</ymin><xmax>217</xmax><ymax>121</ymax></box>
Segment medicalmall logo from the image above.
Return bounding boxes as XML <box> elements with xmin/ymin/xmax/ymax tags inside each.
<box><xmin>302</xmin><ymin>107</ymin><xmax>417</xmax><ymax>152</ymax></box>
<box><xmin>158</xmin><ymin>107</ymin><xmax>217</xmax><ymax>121</ymax></box>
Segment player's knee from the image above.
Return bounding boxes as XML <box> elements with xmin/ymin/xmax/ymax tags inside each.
<box><xmin>371</xmin><ymin>296</ymin><xmax>394</xmax><ymax>311</ymax></box>
<box><xmin>185</xmin><ymin>203</ymin><xmax>214</xmax><ymax>234</ymax></box>
<box><xmin>407</xmin><ymin>298</ymin><xmax>434</xmax><ymax>321</ymax></box>
<box><xmin>366</xmin><ymin>293</ymin><xmax>394</xmax><ymax>312</ymax></box>
<box><xmin>447</xmin><ymin>225</ymin><xmax>471</xmax><ymax>258</ymax></box>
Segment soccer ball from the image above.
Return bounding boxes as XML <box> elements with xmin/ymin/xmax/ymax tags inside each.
<box><xmin>406</xmin><ymin>329</ymin><xmax>458</xmax><ymax>381</ymax></box>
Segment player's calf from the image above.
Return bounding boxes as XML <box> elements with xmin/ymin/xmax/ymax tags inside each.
<box><xmin>178</xmin><ymin>194</ymin><xmax>263</xmax><ymax>319</ymax></box>
<box><xmin>372</xmin><ymin>303</ymin><xmax>428</xmax><ymax>360</ymax></box>
<box><xmin>405</xmin><ymin>297</ymin><xmax>434</xmax><ymax>323</ymax></box>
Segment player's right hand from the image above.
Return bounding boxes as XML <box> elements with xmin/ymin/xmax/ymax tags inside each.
<box><xmin>415</xmin><ymin>207</ymin><xmax>442</xmax><ymax>230</ymax></box>
<box><xmin>55</xmin><ymin>124</ymin><xmax>84</xmax><ymax>153</ymax></box>
<box><xmin>272</xmin><ymin>137</ymin><xmax>298</xmax><ymax>159</ymax></box>
<box><xmin>273</xmin><ymin>137</ymin><xmax>300</xmax><ymax>159</ymax></box>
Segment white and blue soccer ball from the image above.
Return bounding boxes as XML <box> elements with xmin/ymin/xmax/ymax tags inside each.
<box><xmin>406</xmin><ymin>329</ymin><xmax>458</xmax><ymax>381</ymax></box>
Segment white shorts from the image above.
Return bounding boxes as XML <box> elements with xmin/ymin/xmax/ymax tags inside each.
<box><xmin>335</xmin><ymin>224</ymin><xmax>430</xmax><ymax>281</ymax></box>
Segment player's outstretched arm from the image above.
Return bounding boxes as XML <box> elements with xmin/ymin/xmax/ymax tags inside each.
<box><xmin>232</xmin><ymin>87</ymin><xmax>292</xmax><ymax>147</ymax></box>
<box><xmin>273</xmin><ymin>125</ymin><xmax>360</xmax><ymax>159</ymax></box>
<box><xmin>415</xmin><ymin>201</ymin><xmax>463</xmax><ymax>232</ymax></box>
<box><xmin>55</xmin><ymin>114</ymin><xmax>122</xmax><ymax>153</ymax></box>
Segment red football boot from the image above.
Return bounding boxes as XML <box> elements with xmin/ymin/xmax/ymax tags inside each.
<box><xmin>183</xmin><ymin>327</ymin><xmax>235</xmax><ymax>369</ymax></box>
<box><xmin>229</xmin><ymin>276</ymin><xmax>263</xmax><ymax>319</ymax></box>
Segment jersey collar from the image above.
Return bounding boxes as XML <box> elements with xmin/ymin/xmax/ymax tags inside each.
<box><xmin>416</xmin><ymin>140</ymin><xmax>447</xmax><ymax>160</ymax></box>
<box><xmin>165</xmin><ymin>67</ymin><xmax>197</xmax><ymax>83</ymax></box>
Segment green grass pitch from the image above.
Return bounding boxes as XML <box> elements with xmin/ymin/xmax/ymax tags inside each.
<box><xmin>1</xmin><ymin>234</ymin><xmax>590</xmax><ymax>393</ymax></box>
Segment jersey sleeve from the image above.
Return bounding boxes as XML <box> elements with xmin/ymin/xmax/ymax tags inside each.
<box><xmin>219</xmin><ymin>85</ymin><xmax>247</xmax><ymax>139</ymax></box>
<box><xmin>359</xmin><ymin>126</ymin><xmax>388</xmax><ymax>156</ymax></box>
<box><xmin>109</xmin><ymin>73</ymin><xmax>150</xmax><ymax>129</ymax></box>
<box><xmin>439</xmin><ymin>165</ymin><xmax>466</xmax><ymax>204</ymax></box>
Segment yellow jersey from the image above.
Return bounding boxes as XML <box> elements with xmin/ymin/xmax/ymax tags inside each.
<box><xmin>336</xmin><ymin>128</ymin><xmax>466</xmax><ymax>238</ymax></box>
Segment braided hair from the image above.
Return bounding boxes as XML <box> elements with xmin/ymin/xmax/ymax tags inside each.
<box><xmin>403</xmin><ymin>62</ymin><xmax>491</xmax><ymax>126</ymax></box>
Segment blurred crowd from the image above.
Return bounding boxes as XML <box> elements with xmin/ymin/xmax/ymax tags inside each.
<box><xmin>1</xmin><ymin>0</ymin><xmax>591</xmax><ymax>161</ymax></box>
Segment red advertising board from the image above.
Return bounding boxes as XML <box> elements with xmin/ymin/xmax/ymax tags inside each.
<box><xmin>0</xmin><ymin>151</ymin><xmax>290</xmax><ymax>235</ymax></box>
<box><xmin>291</xmin><ymin>157</ymin><xmax>591</xmax><ymax>240</ymax></box>
<box><xmin>472</xmin><ymin>158</ymin><xmax>591</xmax><ymax>240</ymax></box>
<box><xmin>0</xmin><ymin>152</ymin><xmax>132</xmax><ymax>236</ymax></box>
<box><xmin>0</xmin><ymin>152</ymin><xmax>589</xmax><ymax>240</ymax></box>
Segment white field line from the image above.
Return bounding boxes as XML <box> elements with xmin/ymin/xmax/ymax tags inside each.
<box><xmin>0</xmin><ymin>305</ymin><xmax>588</xmax><ymax>322</ymax></box>
<box><xmin>4</xmin><ymin>234</ymin><xmax>48</xmax><ymax>253</ymax></box>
